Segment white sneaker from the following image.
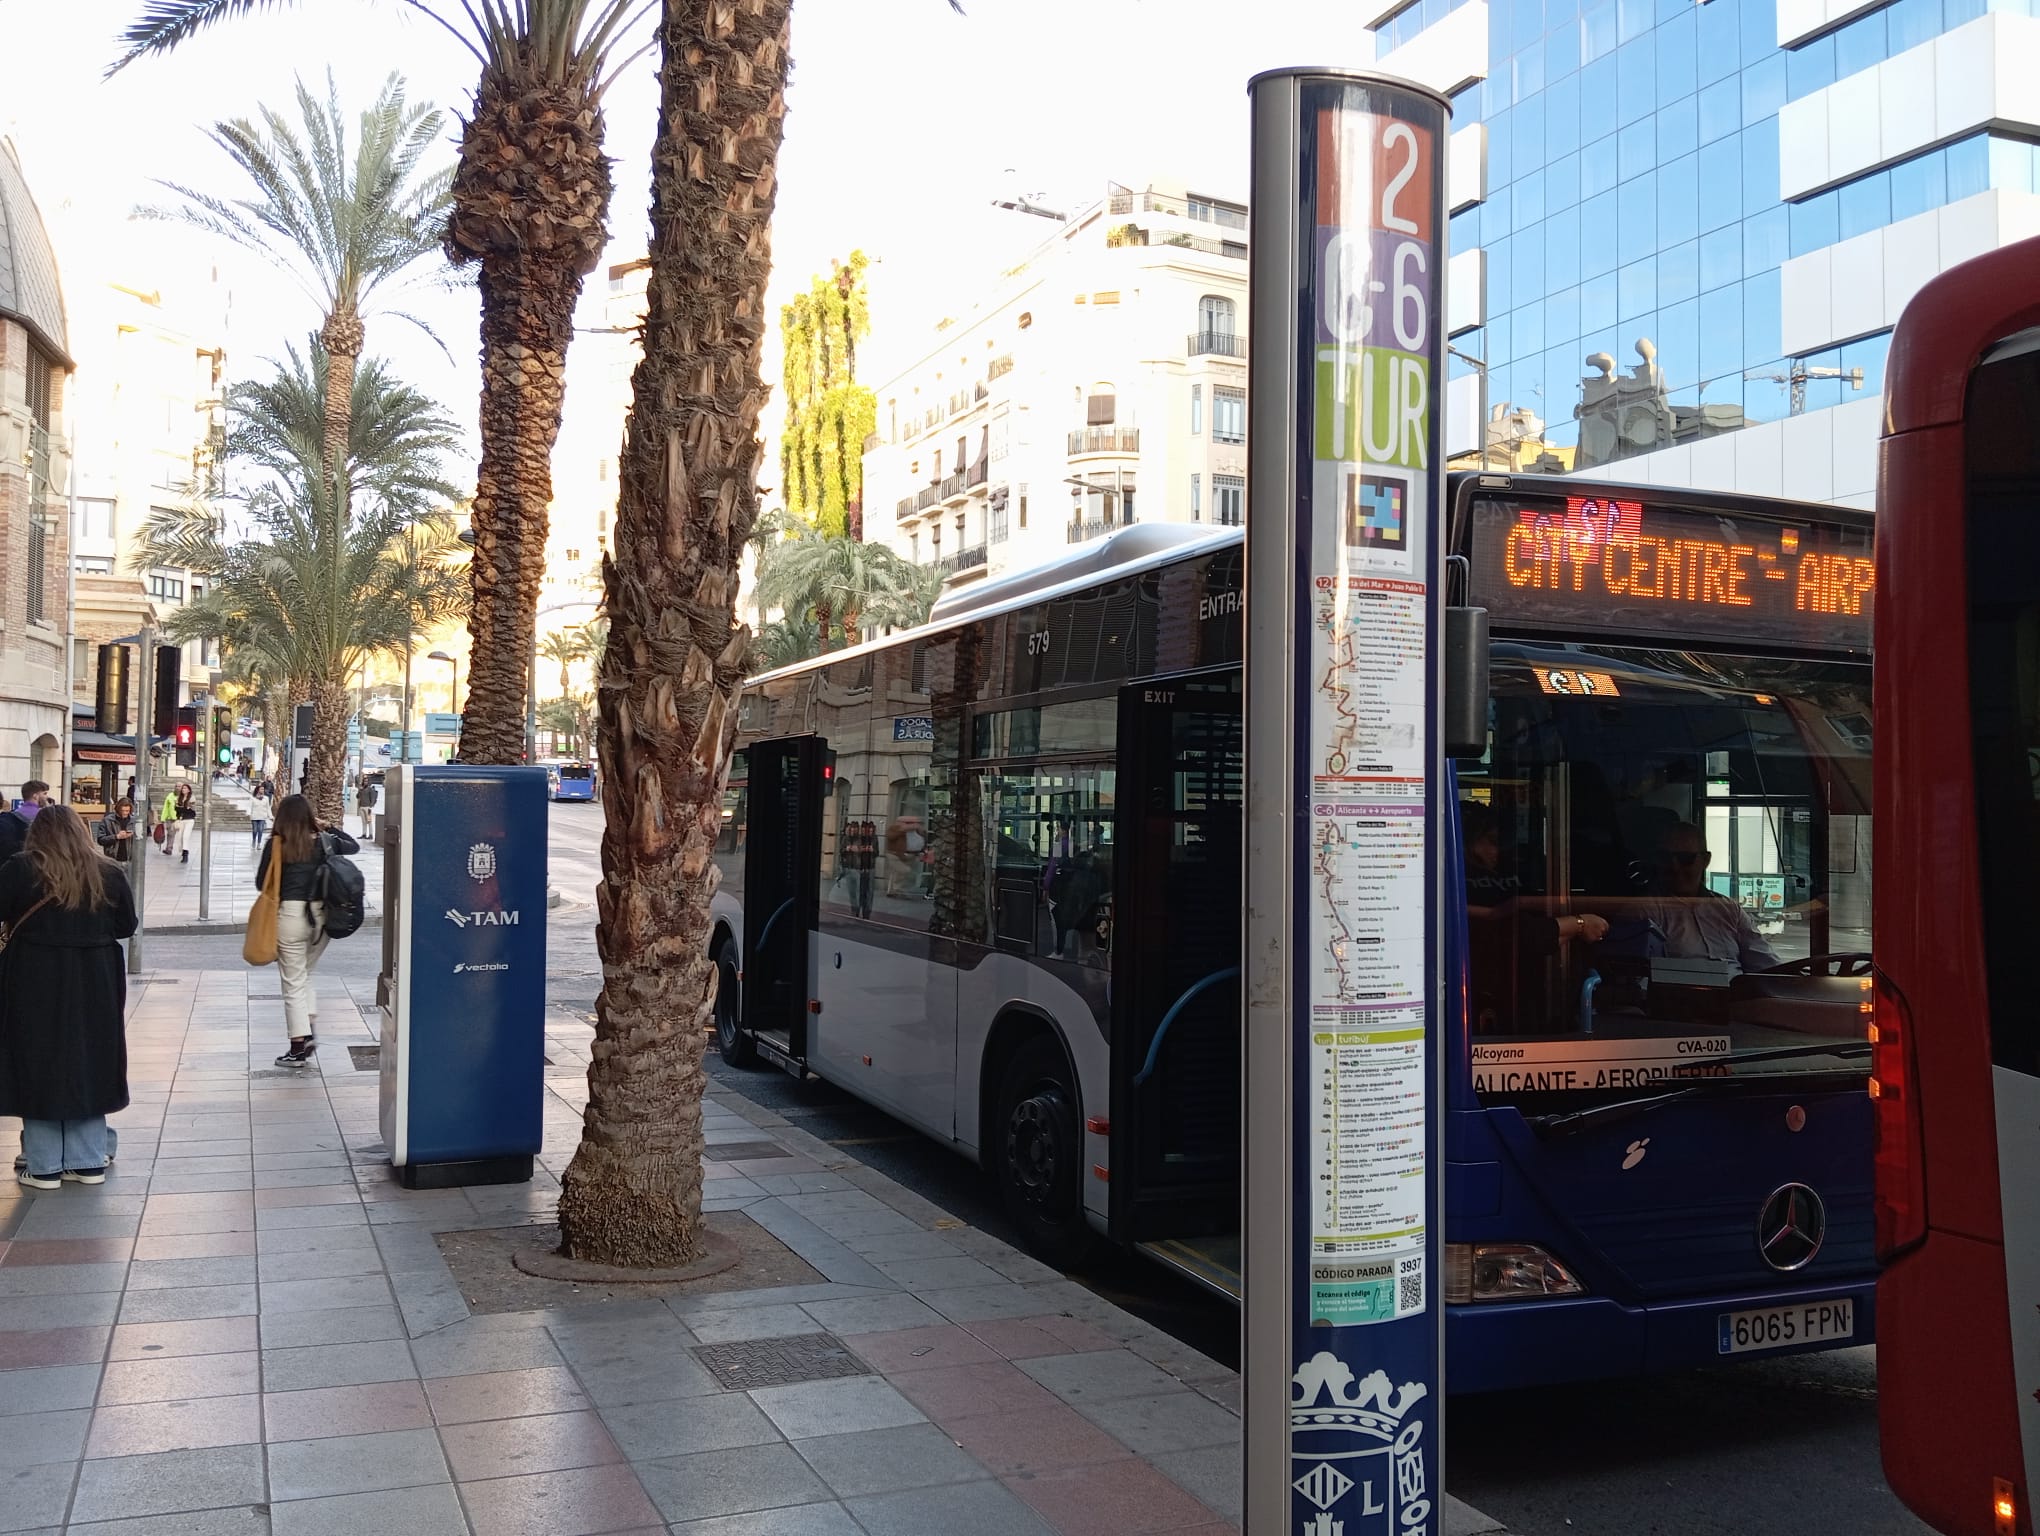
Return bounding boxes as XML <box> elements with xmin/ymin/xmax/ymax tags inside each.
<box><xmin>17</xmin><ymin>1170</ymin><xmax>59</xmax><ymax>1190</ymax></box>
<box><xmin>62</xmin><ymin>1168</ymin><xmax>107</xmax><ymax>1185</ymax></box>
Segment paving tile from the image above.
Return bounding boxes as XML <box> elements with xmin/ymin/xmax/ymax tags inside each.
<box><xmin>98</xmin><ymin>1350</ymin><xmax>261</xmax><ymax>1405</ymax></box>
<box><xmin>1002</xmin><ymin>1458</ymin><xmax>1224</xmax><ymax>1535</ymax></box>
<box><xmin>68</xmin><ymin>1443</ymin><xmax>268</xmax><ymax>1523</ymax></box>
<box><xmin>258</xmin><ymin>1304</ymin><xmax>407</xmax><ymax>1351</ymax></box>
<box><xmin>256</xmin><ymin>1245</ymin><xmax>386</xmax><ymax>1283</ymax></box>
<box><xmin>252</xmin><ymin>1184</ymin><xmax>361</xmax><ymax>1209</ymax></box>
<box><xmin>456</xmin><ymin>1460</ymin><xmax>663</xmax><ymax>1536</ymax></box>
<box><xmin>149</xmin><ymin>1174</ymin><xmax>258</xmax><ymax>1195</ymax></box>
<box><xmin>255</xmin><ymin>1227</ymin><xmax>379</xmax><ymax>1258</ymax></box>
<box><xmin>0</xmin><ymin>1404</ymin><xmax>89</xmax><ymax>1468</ymax></box>
<box><xmin>685</xmin><ymin>1305</ymin><xmax>819</xmax><ymax>1345</ymax></box>
<box><xmin>410</xmin><ymin>1325</ymin><xmax>564</xmax><ymax>1379</ymax></box>
<box><xmin>943</xmin><ymin>1404</ymin><xmax>1135</xmax><ymax>1477</ymax></box>
<box><xmin>267</xmin><ymin>1481</ymin><xmax>469</xmax><ymax>1536</ymax></box>
<box><xmin>598</xmin><ymin>1392</ymin><xmax>781</xmax><ymax>1462</ymax></box>
<box><xmin>919</xmin><ymin>1283</ymin><xmax>1059</xmax><ymax>1323</ymax></box>
<box><xmin>130</xmin><ymin>1232</ymin><xmax>259</xmax><ymax>1262</ymax></box>
<box><xmin>748</xmin><ymin>1374</ymin><xmax>926</xmax><ymax>1441</ymax></box>
<box><xmin>0</xmin><ymin>1237</ymin><xmax>134</xmax><ymax>1267</ymax></box>
<box><xmin>124</xmin><ymin>1256</ymin><xmax>259</xmax><ymax>1291</ymax></box>
<box><xmin>425</xmin><ymin>1365</ymin><xmax>591</xmax><ymax>1425</ymax></box>
<box><xmin>1071</xmin><ymin>1389</ymin><xmax>1239</xmax><ymax>1457</ymax></box>
<box><xmin>966</xmin><ymin>1315</ymin><xmax>1120</xmax><ymax>1360</ymax></box>
<box><xmin>262</xmin><ymin>1338</ymin><xmax>418</xmax><ymax>1393</ymax></box>
<box><xmin>890</xmin><ymin>1360</ymin><xmax>1063</xmax><ymax>1424</ymax></box>
<box><xmin>0</xmin><ymin>1290</ymin><xmax>122</xmax><ymax>1331</ymax></box>
<box><xmin>0</xmin><ymin>1322</ymin><xmax>110</xmax><ymax>1369</ymax></box>
<box><xmin>134</xmin><ymin>1211</ymin><xmax>250</xmax><ymax>1238</ymax></box>
<box><xmin>666</xmin><ymin>1504</ymin><xmax>865</xmax><ymax>1536</ymax></box>
<box><xmin>439</xmin><ymin>1408</ymin><xmax>623</xmax><ymax>1481</ymax></box>
<box><xmin>1148</xmin><ymin>1446</ymin><xmax>1243</xmax><ymax>1525</ymax></box>
<box><xmin>1017</xmin><ymin>1349</ymin><xmax>1181</xmax><ymax>1405</ymax></box>
<box><xmin>257</xmin><ymin>1275</ymin><xmax>391</xmax><ymax>1313</ymax></box>
<box><xmin>9</xmin><ymin>1214</ymin><xmax>140</xmax><ymax>1242</ymax></box>
<box><xmin>116</xmin><ymin>1284</ymin><xmax>258</xmax><ymax>1324</ymax></box>
<box><xmin>793</xmin><ymin>1421</ymin><xmax>992</xmax><ymax>1498</ymax></box>
<box><xmin>66</xmin><ymin>1503</ymin><xmax>277</xmax><ymax>1534</ymax></box>
<box><xmin>254</xmin><ymin>1205</ymin><xmax>368</xmax><ymax>1232</ymax></box>
<box><xmin>869</xmin><ymin>1255</ymin><xmax>1010</xmax><ymax>1291</ymax></box>
<box><xmin>0</xmin><ymin>1361</ymin><xmax>102</xmax><ymax>1414</ymax></box>
<box><xmin>266</xmin><ymin>1425</ymin><xmax>451</xmax><ymax>1501</ymax></box>
<box><xmin>849</xmin><ymin>1479</ymin><xmax>1056</xmax><ymax>1536</ymax></box>
<box><xmin>0</xmin><ymin>1459</ymin><xmax>75</xmax><ymax>1532</ymax></box>
<box><xmin>86</xmin><ymin>1392</ymin><xmax>262</xmax><ymax>1457</ymax></box>
<box><xmin>841</xmin><ymin>1323</ymin><xmax>1001</xmax><ymax>1375</ymax></box>
<box><xmin>108</xmin><ymin>1315</ymin><xmax>259</xmax><ymax>1360</ymax></box>
<box><xmin>636</xmin><ymin>1441</ymin><xmax>832</xmax><ymax>1525</ymax></box>
<box><xmin>261</xmin><ymin>1378</ymin><xmax>433</xmax><ymax>1442</ymax></box>
<box><xmin>798</xmin><ymin>1294</ymin><xmax>945</xmax><ymax>1338</ymax></box>
<box><xmin>569</xmin><ymin>1347</ymin><xmax>721</xmax><ymax>1408</ymax></box>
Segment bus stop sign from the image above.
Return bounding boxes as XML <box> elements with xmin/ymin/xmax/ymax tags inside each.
<box><xmin>1242</xmin><ymin>69</ymin><xmax>1451</xmax><ymax>1536</ymax></box>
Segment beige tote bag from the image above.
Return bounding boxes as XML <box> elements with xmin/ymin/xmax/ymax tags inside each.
<box><xmin>243</xmin><ymin>844</ymin><xmax>283</xmax><ymax>966</ymax></box>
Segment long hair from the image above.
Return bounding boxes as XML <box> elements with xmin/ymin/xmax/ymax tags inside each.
<box><xmin>273</xmin><ymin>794</ymin><xmax>319</xmax><ymax>864</ymax></box>
<box><xmin>24</xmin><ymin>804</ymin><xmax>111</xmax><ymax>912</ymax></box>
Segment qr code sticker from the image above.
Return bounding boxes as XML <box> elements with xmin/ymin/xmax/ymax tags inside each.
<box><xmin>1398</xmin><ymin>1267</ymin><xmax>1424</xmax><ymax>1314</ymax></box>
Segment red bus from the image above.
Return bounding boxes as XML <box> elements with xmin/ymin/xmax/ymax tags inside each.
<box><xmin>1876</xmin><ymin>234</ymin><xmax>2040</xmax><ymax>1536</ymax></box>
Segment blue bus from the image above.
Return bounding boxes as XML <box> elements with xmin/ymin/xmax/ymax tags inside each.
<box><xmin>708</xmin><ymin>472</ymin><xmax>1875</xmax><ymax>1390</ymax></box>
<box><xmin>548</xmin><ymin>763</ymin><xmax>596</xmax><ymax>802</ymax></box>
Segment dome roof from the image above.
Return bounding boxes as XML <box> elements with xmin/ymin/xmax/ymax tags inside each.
<box><xmin>0</xmin><ymin>140</ymin><xmax>70</xmax><ymax>367</ymax></box>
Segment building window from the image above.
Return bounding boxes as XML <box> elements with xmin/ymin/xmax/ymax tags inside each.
<box><xmin>1198</xmin><ymin>295</ymin><xmax>1236</xmax><ymax>337</ymax></box>
<box><xmin>1191</xmin><ymin>473</ymin><xmax>1202</xmax><ymax>521</ymax></box>
<box><xmin>565</xmin><ymin>548</ymin><xmax>581</xmax><ymax>562</ymax></box>
<box><xmin>72</xmin><ymin>638</ymin><xmax>90</xmax><ymax>677</ymax></box>
<box><xmin>1086</xmin><ymin>384</ymin><xmax>1116</xmax><ymax>426</ymax></box>
<box><xmin>73</xmin><ymin>555</ymin><xmax>114</xmax><ymax>576</ymax></box>
<box><xmin>991</xmin><ymin>499</ymin><xmax>1010</xmax><ymax>542</ymax></box>
<box><xmin>1213</xmin><ymin>386</ymin><xmax>1246</xmax><ymax>445</ymax></box>
<box><xmin>24</xmin><ymin>347</ymin><xmax>54</xmax><ymax>431</ymax></box>
<box><xmin>147</xmin><ymin>572</ymin><xmax>185</xmax><ymax>603</ymax></box>
<box><xmin>26</xmin><ymin>523</ymin><xmax>46</xmax><ymax>623</ymax></box>
<box><xmin>75</xmin><ymin>499</ymin><xmax>113</xmax><ymax>541</ymax></box>
<box><xmin>1214</xmin><ymin>474</ymin><xmax>1245</xmax><ymax>526</ymax></box>
<box><xmin>1018</xmin><ymin>486</ymin><xmax>1029</xmax><ymax>530</ymax></box>
<box><xmin>910</xmin><ymin>531</ymin><xmax>920</xmax><ymax>561</ymax></box>
<box><xmin>1191</xmin><ymin>384</ymin><xmax>1203</xmax><ymax>436</ymax></box>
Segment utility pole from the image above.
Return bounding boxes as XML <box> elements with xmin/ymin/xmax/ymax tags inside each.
<box><xmin>196</xmin><ymin>680</ymin><xmax>215</xmax><ymax>922</ymax></box>
<box><xmin>129</xmin><ymin>627</ymin><xmax>155</xmax><ymax>976</ymax></box>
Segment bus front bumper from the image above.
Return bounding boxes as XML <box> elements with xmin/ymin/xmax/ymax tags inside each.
<box><xmin>1444</xmin><ymin>1276</ymin><xmax>1877</xmax><ymax>1394</ymax></box>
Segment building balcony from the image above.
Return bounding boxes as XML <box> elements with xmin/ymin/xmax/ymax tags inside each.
<box><xmin>934</xmin><ymin>542</ymin><xmax>989</xmax><ymax>578</ymax></box>
<box><xmin>939</xmin><ymin>470</ymin><xmax>970</xmax><ymax>504</ymax></box>
<box><xmin>1188</xmin><ymin>330</ymin><xmax>1246</xmax><ymax>359</ymax></box>
<box><xmin>1067</xmin><ymin>511</ymin><xmax>1137</xmax><ymax>545</ymax></box>
<box><xmin>914</xmin><ymin>484</ymin><xmax>941</xmax><ymax>512</ymax></box>
<box><xmin>1068</xmin><ymin>426</ymin><xmax>1141</xmax><ymax>457</ymax></box>
<box><xmin>895</xmin><ymin>495</ymin><xmax>916</xmax><ymax>520</ymax></box>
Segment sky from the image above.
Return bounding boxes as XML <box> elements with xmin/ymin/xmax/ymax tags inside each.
<box><xmin>1</xmin><ymin>0</ymin><xmax>1370</xmax><ymax>485</ymax></box>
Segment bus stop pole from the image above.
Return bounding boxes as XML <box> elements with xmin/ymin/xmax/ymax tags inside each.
<box><xmin>129</xmin><ymin>627</ymin><xmax>155</xmax><ymax>976</ymax></box>
<box><xmin>196</xmin><ymin>689</ymin><xmax>212</xmax><ymax>923</ymax></box>
<box><xmin>1242</xmin><ymin>69</ymin><xmax>1451</xmax><ymax>1535</ymax></box>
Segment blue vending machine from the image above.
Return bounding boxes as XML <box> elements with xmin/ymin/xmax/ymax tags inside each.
<box><xmin>378</xmin><ymin>764</ymin><xmax>549</xmax><ymax>1188</ymax></box>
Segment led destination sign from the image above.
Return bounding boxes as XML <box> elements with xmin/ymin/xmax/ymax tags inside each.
<box><xmin>1468</xmin><ymin>495</ymin><xmax>1873</xmax><ymax>651</ymax></box>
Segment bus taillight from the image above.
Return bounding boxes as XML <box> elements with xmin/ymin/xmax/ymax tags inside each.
<box><xmin>1870</xmin><ymin>970</ymin><xmax>1927</xmax><ymax>1261</ymax></box>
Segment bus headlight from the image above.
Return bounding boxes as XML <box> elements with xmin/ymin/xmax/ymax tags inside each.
<box><xmin>1445</xmin><ymin>1242</ymin><xmax>1586</xmax><ymax>1303</ymax></box>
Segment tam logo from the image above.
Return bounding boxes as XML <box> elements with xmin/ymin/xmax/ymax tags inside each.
<box><xmin>444</xmin><ymin>909</ymin><xmax>519</xmax><ymax>928</ymax></box>
<box><xmin>1622</xmin><ymin>1138</ymin><xmax>1650</xmax><ymax>1170</ymax></box>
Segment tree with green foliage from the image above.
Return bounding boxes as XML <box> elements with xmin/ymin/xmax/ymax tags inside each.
<box><xmin>755</xmin><ymin>516</ymin><xmax>936</xmax><ymax>654</ymax></box>
<box><xmin>780</xmin><ymin>253</ymin><xmax>877</xmax><ymax>539</ymax></box>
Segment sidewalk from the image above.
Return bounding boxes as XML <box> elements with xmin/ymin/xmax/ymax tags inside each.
<box><xmin>130</xmin><ymin>812</ymin><xmax>385</xmax><ymax>936</ymax></box>
<box><xmin>0</xmin><ymin>971</ymin><xmax>1510</xmax><ymax>1535</ymax></box>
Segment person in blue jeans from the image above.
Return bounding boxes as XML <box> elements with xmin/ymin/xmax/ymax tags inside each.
<box><xmin>0</xmin><ymin>805</ymin><xmax>136</xmax><ymax>1188</ymax></box>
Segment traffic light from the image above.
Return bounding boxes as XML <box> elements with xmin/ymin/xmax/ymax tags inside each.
<box><xmin>174</xmin><ymin>707</ymin><xmax>197</xmax><ymax>768</ymax></box>
<box><xmin>212</xmin><ymin>706</ymin><xmax>234</xmax><ymax>766</ymax></box>
<box><xmin>95</xmin><ymin>644</ymin><xmax>131</xmax><ymax>736</ymax></box>
<box><xmin>153</xmin><ymin>647</ymin><xmax>181</xmax><ymax>738</ymax></box>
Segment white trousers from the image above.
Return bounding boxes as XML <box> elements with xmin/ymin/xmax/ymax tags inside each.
<box><xmin>275</xmin><ymin>899</ymin><xmax>329</xmax><ymax>1039</ymax></box>
<box><xmin>164</xmin><ymin>819</ymin><xmax>190</xmax><ymax>856</ymax></box>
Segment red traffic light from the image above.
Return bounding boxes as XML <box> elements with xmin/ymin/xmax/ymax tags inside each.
<box><xmin>174</xmin><ymin>723</ymin><xmax>195</xmax><ymax>747</ymax></box>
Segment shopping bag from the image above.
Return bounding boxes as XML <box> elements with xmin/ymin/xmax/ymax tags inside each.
<box><xmin>243</xmin><ymin>845</ymin><xmax>282</xmax><ymax>966</ymax></box>
<box><xmin>152</xmin><ymin>822</ymin><xmax>166</xmax><ymax>847</ymax></box>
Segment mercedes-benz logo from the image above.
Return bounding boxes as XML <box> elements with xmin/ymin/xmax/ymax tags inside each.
<box><xmin>1758</xmin><ymin>1183</ymin><xmax>1826</xmax><ymax>1272</ymax></box>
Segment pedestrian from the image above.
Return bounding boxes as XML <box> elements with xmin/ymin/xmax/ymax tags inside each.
<box><xmin>357</xmin><ymin>777</ymin><xmax>378</xmax><ymax>838</ymax></box>
<box><xmin>0</xmin><ymin>805</ymin><xmax>136</xmax><ymax>1189</ymax></box>
<box><xmin>0</xmin><ymin>780</ymin><xmax>51</xmax><ymax>865</ymax></box>
<box><xmin>257</xmin><ymin>794</ymin><xmax>360</xmax><ymax>1068</ymax></box>
<box><xmin>94</xmin><ymin>799</ymin><xmax>140</xmax><ymax>866</ymax></box>
<box><xmin>161</xmin><ymin>783</ymin><xmax>196</xmax><ymax>863</ymax></box>
<box><xmin>248</xmin><ymin>776</ymin><xmax>272</xmax><ymax>848</ymax></box>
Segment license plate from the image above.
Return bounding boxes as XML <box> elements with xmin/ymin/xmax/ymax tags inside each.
<box><xmin>1717</xmin><ymin>1298</ymin><xmax>1856</xmax><ymax>1355</ymax></box>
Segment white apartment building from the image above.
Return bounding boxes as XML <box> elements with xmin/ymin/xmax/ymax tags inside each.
<box><xmin>863</xmin><ymin>179</ymin><xmax>1252</xmax><ymax>589</ymax></box>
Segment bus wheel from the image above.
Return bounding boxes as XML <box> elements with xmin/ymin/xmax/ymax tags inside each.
<box><xmin>714</xmin><ymin>946</ymin><xmax>755</xmax><ymax>1069</ymax></box>
<box><xmin>995</xmin><ymin>1036</ymin><xmax>1092</xmax><ymax>1268</ymax></box>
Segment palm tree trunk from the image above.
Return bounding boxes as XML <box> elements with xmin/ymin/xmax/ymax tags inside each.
<box><xmin>556</xmin><ymin>0</ymin><xmax>793</xmax><ymax>1269</ymax></box>
<box><xmin>318</xmin><ymin>307</ymin><xmax>363</xmax><ymax>494</ymax></box>
<box><xmin>305</xmin><ymin>674</ymin><xmax>349</xmax><ymax>827</ymax></box>
<box><xmin>447</xmin><ymin>70</ymin><xmax>612</xmax><ymax>766</ymax></box>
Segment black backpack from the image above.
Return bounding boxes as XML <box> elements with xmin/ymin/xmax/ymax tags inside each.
<box><xmin>315</xmin><ymin>836</ymin><xmax>367</xmax><ymax>940</ymax></box>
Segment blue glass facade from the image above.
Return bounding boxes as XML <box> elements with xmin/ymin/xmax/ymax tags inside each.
<box><xmin>1408</xmin><ymin>0</ymin><xmax>2040</xmax><ymax>465</ymax></box>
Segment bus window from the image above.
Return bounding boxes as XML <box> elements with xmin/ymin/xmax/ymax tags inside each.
<box><xmin>1462</xmin><ymin>643</ymin><xmax>1871</xmax><ymax>1098</ymax></box>
<box><xmin>977</xmin><ymin>764</ymin><xmax>1116</xmax><ymax>967</ymax></box>
<box><xmin>714</xmin><ymin>748</ymin><xmax>748</xmax><ymax>899</ymax></box>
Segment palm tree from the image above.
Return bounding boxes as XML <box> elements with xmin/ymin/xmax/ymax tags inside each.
<box><xmin>117</xmin><ymin>3</ymin><xmax>659</xmax><ymax>766</ymax></box>
<box><xmin>754</xmin><ymin>615</ymin><xmax>820</xmax><ymax>671</ymax></box>
<box><xmin>384</xmin><ymin>513</ymin><xmax>472</xmax><ymax>754</ymax></box>
<box><xmin>756</xmin><ymin>519</ymin><xmax>933</xmax><ymax>652</ymax></box>
<box><xmin>539</xmin><ymin>627</ymin><xmax>587</xmax><ymax>699</ymax></box>
<box><xmin>140</xmin><ymin>71</ymin><xmax>451</xmax><ymax>490</ymax></box>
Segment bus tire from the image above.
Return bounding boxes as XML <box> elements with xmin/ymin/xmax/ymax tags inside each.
<box><xmin>714</xmin><ymin>945</ymin><xmax>755</xmax><ymax>1069</ymax></box>
<box><xmin>993</xmin><ymin>1034</ymin><xmax>1092</xmax><ymax>1269</ymax></box>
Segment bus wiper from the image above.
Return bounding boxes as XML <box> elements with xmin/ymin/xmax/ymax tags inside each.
<box><xmin>1523</xmin><ymin>1041</ymin><xmax>1872</xmax><ymax>1138</ymax></box>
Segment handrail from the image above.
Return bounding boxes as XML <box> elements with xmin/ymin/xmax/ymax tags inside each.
<box><xmin>750</xmin><ymin>896</ymin><xmax>798</xmax><ymax>978</ymax></box>
<box><xmin>1132</xmin><ymin>965</ymin><xmax>1241</xmax><ymax>1087</ymax></box>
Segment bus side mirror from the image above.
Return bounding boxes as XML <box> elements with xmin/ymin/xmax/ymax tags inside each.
<box><xmin>1444</xmin><ymin>606</ymin><xmax>1490</xmax><ymax>759</ymax></box>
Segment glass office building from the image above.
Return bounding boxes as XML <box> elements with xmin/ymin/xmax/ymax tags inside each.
<box><xmin>1373</xmin><ymin>0</ymin><xmax>2040</xmax><ymax>505</ymax></box>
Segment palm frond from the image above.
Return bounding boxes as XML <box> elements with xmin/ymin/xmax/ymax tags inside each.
<box><xmin>109</xmin><ymin>0</ymin><xmax>299</xmax><ymax>75</ymax></box>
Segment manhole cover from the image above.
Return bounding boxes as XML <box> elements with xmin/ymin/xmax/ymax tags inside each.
<box><xmin>348</xmin><ymin>1046</ymin><xmax>380</xmax><ymax>1071</ymax></box>
<box><xmin>704</xmin><ymin>1141</ymin><xmax>792</xmax><ymax>1162</ymax></box>
<box><xmin>693</xmin><ymin>1333</ymin><xmax>865</xmax><ymax>1390</ymax></box>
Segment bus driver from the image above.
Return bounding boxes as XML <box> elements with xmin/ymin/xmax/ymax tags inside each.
<box><xmin>1639</xmin><ymin>822</ymin><xmax>1780</xmax><ymax>973</ymax></box>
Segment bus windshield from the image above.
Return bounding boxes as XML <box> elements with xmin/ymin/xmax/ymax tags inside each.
<box><xmin>1461</xmin><ymin>642</ymin><xmax>1871</xmax><ymax>1101</ymax></box>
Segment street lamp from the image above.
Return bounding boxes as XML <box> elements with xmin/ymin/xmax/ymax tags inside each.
<box><xmin>427</xmin><ymin>650</ymin><xmax>460</xmax><ymax>717</ymax></box>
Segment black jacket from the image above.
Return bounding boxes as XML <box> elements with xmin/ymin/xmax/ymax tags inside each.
<box><xmin>257</xmin><ymin>828</ymin><xmax>361</xmax><ymax>901</ymax></box>
<box><xmin>0</xmin><ymin>809</ymin><xmax>28</xmax><ymax>865</ymax></box>
<box><xmin>94</xmin><ymin>813</ymin><xmax>140</xmax><ymax>864</ymax></box>
<box><xmin>0</xmin><ymin>853</ymin><xmax>136</xmax><ymax>1120</ymax></box>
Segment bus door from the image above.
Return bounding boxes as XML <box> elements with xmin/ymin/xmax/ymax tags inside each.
<box><xmin>741</xmin><ymin>736</ymin><xmax>826</xmax><ymax>1074</ymax></box>
<box><xmin>1110</xmin><ymin>671</ymin><xmax>1245</xmax><ymax>1296</ymax></box>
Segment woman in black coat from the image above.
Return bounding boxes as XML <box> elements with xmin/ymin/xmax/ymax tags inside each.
<box><xmin>0</xmin><ymin>804</ymin><xmax>136</xmax><ymax>1189</ymax></box>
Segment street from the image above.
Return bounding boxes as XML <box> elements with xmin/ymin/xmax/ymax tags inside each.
<box><xmin>523</xmin><ymin>809</ymin><xmax>1931</xmax><ymax>1536</ymax></box>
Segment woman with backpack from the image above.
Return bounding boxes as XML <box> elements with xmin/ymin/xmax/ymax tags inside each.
<box><xmin>0</xmin><ymin>805</ymin><xmax>137</xmax><ymax>1188</ymax></box>
<box><xmin>256</xmin><ymin>795</ymin><xmax>358</xmax><ymax>1068</ymax></box>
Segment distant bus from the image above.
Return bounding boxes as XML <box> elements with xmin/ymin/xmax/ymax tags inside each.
<box><xmin>709</xmin><ymin>471</ymin><xmax>1876</xmax><ymax>1392</ymax></box>
<box><xmin>547</xmin><ymin>763</ymin><xmax>595</xmax><ymax>802</ymax></box>
<box><xmin>1875</xmin><ymin>235</ymin><xmax>2040</xmax><ymax>1536</ymax></box>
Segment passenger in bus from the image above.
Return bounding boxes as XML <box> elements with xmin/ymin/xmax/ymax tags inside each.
<box><xmin>1638</xmin><ymin>822</ymin><xmax>1780</xmax><ymax>972</ymax></box>
<box><xmin>1462</xmin><ymin>803</ymin><xmax>1608</xmax><ymax>1031</ymax></box>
